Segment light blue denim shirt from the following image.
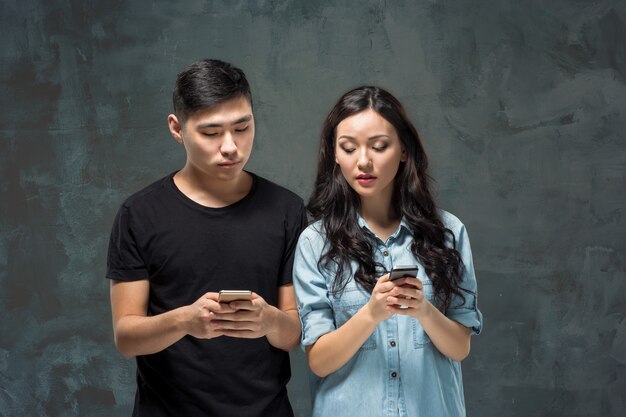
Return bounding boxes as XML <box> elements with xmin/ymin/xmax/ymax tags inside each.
<box><xmin>293</xmin><ymin>210</ymin><xmax>483</xmax><ymax>417</ymax></box>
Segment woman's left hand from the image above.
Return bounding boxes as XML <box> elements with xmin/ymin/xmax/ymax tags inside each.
<box><xmin>385</xmin><ymin>277</ymin><xmax>432</xmax><ymax>320</ymax></box>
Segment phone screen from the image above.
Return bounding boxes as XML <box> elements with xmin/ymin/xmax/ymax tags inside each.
<box><xmin>389</xmin><ymin>265</ymin><xmax>419</xmax><ymax>281</ymax></box>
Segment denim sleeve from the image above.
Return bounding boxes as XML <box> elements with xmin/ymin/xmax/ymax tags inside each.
<box><xmin>292</xmin><ymin>229</ymin><xmax>336</xmax><ymax>349</ymax></box>
<box><xmin>446</xmin><ymin>223</ymin><xmax>483</xmax><ymax>336</ymax></box>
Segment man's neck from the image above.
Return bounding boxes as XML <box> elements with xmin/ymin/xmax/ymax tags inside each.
<box><xmin>173</xmin><ymin>166</ymin><xmax>253</xmax><ymax>208</ymax></box>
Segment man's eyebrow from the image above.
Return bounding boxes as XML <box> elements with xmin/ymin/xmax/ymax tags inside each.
<box><xmin>196</xmin><ymin>114</ymin><xmax>253</xmax><ymax>129</ymax></box>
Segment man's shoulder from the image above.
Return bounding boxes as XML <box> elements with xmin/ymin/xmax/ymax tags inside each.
<box><xmin>120</xmin><ymin>173</ymin><xmax>173</xmax><ymax>210</ymax></box>
<box><xmin>253</xmin><ymin>173</ymin><xmax>304</xmax><ymax>206</ymax></box>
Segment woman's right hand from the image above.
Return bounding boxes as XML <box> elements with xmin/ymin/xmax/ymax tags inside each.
<box><xmin>306</xmin><ymin>273</ymin><xmax>397</xmax><ymax>377</ymax></box>
<box><xmin>364</xmin><ymin>273</ymin><xmax>396</xmax><ymax>323</ymax></box>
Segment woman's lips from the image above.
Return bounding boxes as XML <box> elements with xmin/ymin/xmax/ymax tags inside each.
<box><xmin>356</xmin><ymin>174</ymin><xmax>377</xmax><ymax>185</ymax></box>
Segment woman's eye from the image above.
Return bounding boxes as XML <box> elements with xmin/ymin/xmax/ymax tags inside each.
<box><xmin>342</xmin><ymin>148</ymin><xmax>356</xmax><ymax>154</ymax></box>
<box><xmin>373</xmin><ymin>145</ymin><xmax>388</xmax><ymax>152</ymax></box>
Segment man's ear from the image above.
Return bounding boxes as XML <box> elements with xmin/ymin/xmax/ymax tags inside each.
<box><xmin>168</xmin><ymin>114</ymin><xmax>184</xmax><ymax>144</ymax></box>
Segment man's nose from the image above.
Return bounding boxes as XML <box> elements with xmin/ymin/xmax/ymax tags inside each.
<box><xmin>220</xmin><ymin>132</ymin><xmax>237</xmax><ymax>155</ymax></box>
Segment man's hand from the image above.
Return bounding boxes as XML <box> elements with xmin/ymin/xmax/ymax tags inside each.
<box><xmin>209</xmin><ymin>293</ymin><xmax>280</xmax><ymax>338</ymax></box>
<box><xmin>182</xmin><ymin>292</ymin><xmax>238</xmax><ymax>339</ymax></box>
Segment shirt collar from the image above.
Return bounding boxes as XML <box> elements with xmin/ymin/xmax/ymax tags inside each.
<box><xmin>357</xmin><ymin>213</ymin><xmax>411</xmax><ymax>240</ymax></box>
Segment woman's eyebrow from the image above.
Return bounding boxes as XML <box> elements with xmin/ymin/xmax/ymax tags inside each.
<box><xmin>337</xmin><ymin>134</ymin><xmax>390</xmax><ymax>141</ymax></box>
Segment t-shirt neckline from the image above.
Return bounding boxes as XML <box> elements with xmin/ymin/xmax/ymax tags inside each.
<box><xmin>167</xmin><ymin>170</ymin><xmax>258</xmax><ymax>214</ymax></box>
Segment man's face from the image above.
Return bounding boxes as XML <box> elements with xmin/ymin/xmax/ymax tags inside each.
<box><xmin>172</xmin><ymin>96</ymin><xmax>255</xmax><ymax>182</ymax></box>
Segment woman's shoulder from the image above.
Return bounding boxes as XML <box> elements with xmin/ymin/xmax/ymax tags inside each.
<box><xmin>437</xmin><ymin>209</ymin><xmax>467</xmax><ymax>236</ymax></box>
<box><xmin>300</xmin><ymin>219</ymin><xmax>326</xmax><ymax>241</ymax></box>
<box><xmin>295</xmin><ymin>220</ymin><xmax>330</xmax><ymax>256</ymax></box>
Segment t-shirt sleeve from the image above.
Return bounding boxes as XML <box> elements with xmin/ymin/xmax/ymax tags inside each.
<box><xmin>106</xmin><ymin>204</ymin><xmax>149</xmax><ymax>281</ymax></box>
<box><xmin>292</xmin><ymin>229</ymin><xmax>336</xmax><ymax>349</ymax></box>
<box><xmin>277</xmin><ymin>199</ymin><xmax>308</xmax><ymax>286</ymax></box>
<box><xmin>445</xmin><ymin>223</ymin><xmax>483</xmax><ymax>335</ymax></box>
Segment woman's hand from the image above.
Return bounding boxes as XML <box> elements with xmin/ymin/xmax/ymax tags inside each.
<box><xmin>386</xmin><ymin>277</ymin><xmax>472</xmax><ymax>361</ymax></box>
<box><xmin>365</xmin><ymin>274</ymin><xmax>396</xmax><ymax>323</ymax></box>
<box><xmin>306</xmin><ymin>273</ymin><xmax>397</xmax><ymax>377</ymax></box>
<box><xmin>385</xmin><ymin>277</ymin><xmax>432</xmax><ymax>320</ymax></box>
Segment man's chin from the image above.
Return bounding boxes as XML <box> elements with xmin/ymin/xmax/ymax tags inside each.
<box><xmin>212</xmin><ymin>166</ymin><xmax>247</xmax><ymax>181</ymax></box>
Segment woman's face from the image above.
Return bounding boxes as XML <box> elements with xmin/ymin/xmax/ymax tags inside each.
<box><xmin>334</xmin><ymin>109</ymin><xmax>407</xmax><ymax>202</ymax></box>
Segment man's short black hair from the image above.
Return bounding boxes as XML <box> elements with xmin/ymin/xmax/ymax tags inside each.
<box><xmin>172</xmin><ymin>59</ymin><xmax>252</xmax><ymax>122</ymax></box>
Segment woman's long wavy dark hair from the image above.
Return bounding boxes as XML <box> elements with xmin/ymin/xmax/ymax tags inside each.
<box><xmin>308</xmin><ymin>86</ymin><xmax>465</xmax><ymax>309</ymax></box>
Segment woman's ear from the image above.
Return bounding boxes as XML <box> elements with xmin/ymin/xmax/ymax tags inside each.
<box><xmin>400</xmin><ymin>148</ymin><xmax>408</xmax><ymax>162</ymax></box>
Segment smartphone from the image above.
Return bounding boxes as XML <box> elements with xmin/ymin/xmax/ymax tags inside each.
<box><xmin>218</xmin><ymin>290</ymin><xmax>252</xmax><ymax>303</ymax></box>
<box><xmin>389</xmin><ymin>265</ymin><xmax>419</xmax><ymax>281</ymax></box>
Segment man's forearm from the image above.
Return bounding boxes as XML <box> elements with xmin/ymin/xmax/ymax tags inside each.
<box><xmin>114</xmin><ymin>307</ymin><xmax>189</xmax><ymax>358</ymax></box>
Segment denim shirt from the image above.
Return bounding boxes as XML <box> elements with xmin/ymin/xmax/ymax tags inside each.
<box><xmin>292</xmin><ymin>210</ymin><xmax>483</xmax><ymax>417</ymax></box>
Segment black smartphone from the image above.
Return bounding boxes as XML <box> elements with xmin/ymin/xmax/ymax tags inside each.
<box><xmin>389</xmin><ymin>265</ymin><xmax>419</xmax><ymax>281</ymax></box>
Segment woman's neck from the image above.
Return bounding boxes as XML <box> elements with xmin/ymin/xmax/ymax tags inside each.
<box><xmin>359</xmin><ymin>195</ymin><xmax>400</xmax><ymax>241</ymax></box>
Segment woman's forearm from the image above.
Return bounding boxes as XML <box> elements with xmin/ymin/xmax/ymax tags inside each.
<box><xmin>419</xmin><ymin>303</ymin><xmax>471</xmax><ymax>361</ymax></box>
<box><xmin>306</xmin><ymin>304</ymin><xmax>380</xmax><ymax>377</ymax></box>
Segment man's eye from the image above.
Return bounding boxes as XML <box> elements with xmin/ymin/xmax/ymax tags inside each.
<box><xmin>202</xmin><ymin>132</ymin><xmax>219</xmax><ymax>137</ymax></box>
<box><xmin>235</xmin><ymin>126</ymin><xmax>249</xmax><ymax>133</ymax></box>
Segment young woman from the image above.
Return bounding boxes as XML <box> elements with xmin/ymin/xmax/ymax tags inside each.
<box><xmin>293</xmin><ymin>86</ymin><xmax>483</xmax><ymax>417</ymax></box>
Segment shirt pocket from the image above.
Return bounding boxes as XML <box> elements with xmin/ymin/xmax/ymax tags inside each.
<box><xmin>332</xmin><ymin>287</ymin><xmax>377</xmax><ymax>350</ymax></box>
<box><xmin>412</xmin><ymin>280</ymin><xmax>435</xmax><ymax>348</ymax></box>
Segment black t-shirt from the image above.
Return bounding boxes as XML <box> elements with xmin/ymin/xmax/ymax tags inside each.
<box><xmin>106</xmin><ymin>172</ymin><xmax>306</xmax><ymax>417</ymax></box>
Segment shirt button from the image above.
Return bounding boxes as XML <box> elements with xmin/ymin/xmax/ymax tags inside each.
<box><xmin>383</xmin><ymin>250</ymin><xmax>389</xmax><ymax>256</ymax></box>
<box><xmin>390</xmin><ymin>340</ymin><xmax>396</xmax><ymax>347</ymax></box>
<box><xmin>391</xmin><ymin>372</ymin><xmax>398</xmax><ymax>378</ymax></box>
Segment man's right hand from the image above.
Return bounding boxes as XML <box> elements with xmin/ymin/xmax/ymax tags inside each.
<box><xmin>183</xmin><ymin>292</ymin><xmax>238</xmax><ymax>339</ymax></box>
<box><xmin>111</xmin><ymin>281</ymin><xmax>240</xmax><ymax>357</ymax></box>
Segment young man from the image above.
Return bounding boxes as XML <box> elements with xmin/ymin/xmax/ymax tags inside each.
<box><xmin>107</xmin><ymin>59</ymin><xmax>306</xmax><ymax>417</ymax></box>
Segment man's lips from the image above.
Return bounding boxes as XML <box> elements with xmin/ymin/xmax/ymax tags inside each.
<box><xmin>218</xmin><ymin>160</ymin><xmax>241</xmax><ymax>168</ymax></box>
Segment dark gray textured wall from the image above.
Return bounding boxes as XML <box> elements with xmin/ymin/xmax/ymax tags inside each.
<box><xmin>1</xmin><ymin>1</ymin><xmax>625</xmax><ymax>416</ymax></box>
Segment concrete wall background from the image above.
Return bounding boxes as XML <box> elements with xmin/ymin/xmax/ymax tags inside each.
<box><xmin>1</xmin><ymin>1</ymin><xmax>624</xmax><ymax>416</ymax></box>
